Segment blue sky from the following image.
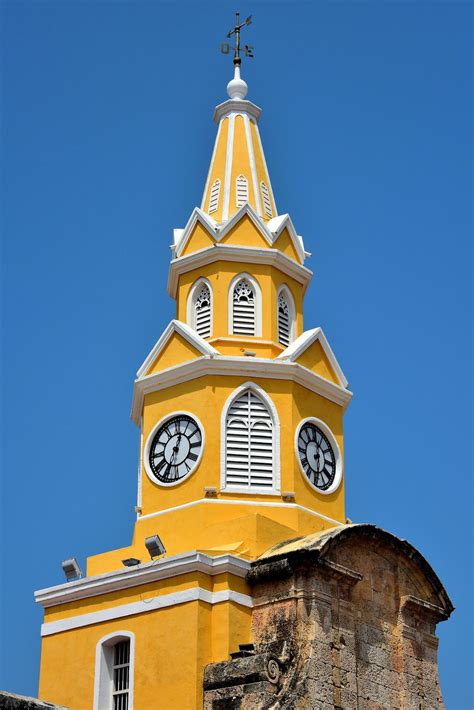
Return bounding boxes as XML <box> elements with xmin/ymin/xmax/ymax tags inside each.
<box><xmin>1</xmin><ymin>1</ymin><xmax>472</xmax><ymax>706</ymax></box>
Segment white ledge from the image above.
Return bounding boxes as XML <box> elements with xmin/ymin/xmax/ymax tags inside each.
<box><xmin>34</xmin><ymin>551</ymin><xmax>250</xmax><ymax>609</ymax></box>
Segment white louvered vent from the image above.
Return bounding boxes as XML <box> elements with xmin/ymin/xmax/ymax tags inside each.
<box><xmin>194</xmin><ymin>283</ymin><xmax>211</xmax><ymax>338</ymax></box>
<box><xmin>260</xmin><ymin>181</ymin><xmax>273</xmax><ymax>218</ymax></box>
<box><xmin>208</xmin><ymin>178</ymin><xmax>221</xmax><ymax>214</ymax></box>
<box><xmin>278</xmin><ymin>292</ymin><xmax>290</xmax><ymax>346</ymax></box>
<box><xmin>225</xmin><ymin>390</ymin><xmax>274</xmax><ymax>489</ymax></box>
<box><xmin>232</xmin><ymin>279</ymin><xmax>255</xmax><ymax>335</ymax></box>
<box><xmin>236</xmin><ymin>175</ymin><xmax>249</xmax><ymax>207</ymax></box>
<box><xmin>112</xmin><ymin>640</ymin><xmax>130</xmax><ymax>710</ymax></box>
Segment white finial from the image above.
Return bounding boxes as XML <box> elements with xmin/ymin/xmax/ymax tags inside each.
<box><xmin>227</xmin><ymin>64</ymin><xmax>248</xmax><ymax>100</ymax></box>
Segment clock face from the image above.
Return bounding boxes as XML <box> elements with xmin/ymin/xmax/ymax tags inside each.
<box><xmin>297</xmin><ymin>422</ymin><xmax>337</xmax><ymax>492</ymax></box>
<box><xmin>148</xmin><ymin>414</ymin><xmax>203</xmax><ymax>485</ymax></box>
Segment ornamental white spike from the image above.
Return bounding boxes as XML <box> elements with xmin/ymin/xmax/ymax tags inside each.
<box><xmin>227</xmin><ymin>64</ymin><xmax>248</xmax><ymax>100</ymax></box>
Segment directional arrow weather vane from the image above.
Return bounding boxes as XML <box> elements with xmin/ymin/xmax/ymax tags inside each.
<box><xmin>221</xmin><ymin>12</ymin><xmax>254</xmax><ymax>66</ymax></box>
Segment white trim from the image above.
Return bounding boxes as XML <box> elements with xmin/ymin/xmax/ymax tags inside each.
<box><xmin>42</xmin><ymin>588</ymin><xmax>253</xmax><ymax>637</ymax></box>
<box><xmin>213</xmin><ymin>99</ymin><xmax>261</xmax><ymax>124</ymax></box>
<box><xmin>244</xmin><ymin>114</ymin><xmax>262</xmax><ymax>217</ymax></box>
<box><xmin>172</xmin><ymin>202</ymin><xmax>306</xmax><ymax>264</ymax></box>
<box><xmin>222</xmin><ymin>113</ymin><xmax>235</xmax><ymax>221</ymax></box>
<box><xmin>186</xmin><ymin>277</ymin><xmax>213</xmax><ymax>338</ymax></box>
<box><xmin>276</xmin><ymin>327</ymin><xmax>348</xmax><ymax>389</ymax></box>
<box><xmin>136</xmin><ymin>319</ymin><xmax>219</xmax><ymax>380</ymax></box>
<box><xmin>93</xmin><ymin>631</ymin><xmax>135</xmax><ymax>710</ymax></box>
<box><xmin>143</xmin><ymin>411</ymin><xmax>205</xmax><ymax>488</ymax></box>
<box><xmin>208</xmin><ymin>337</ymin><xmax>283</xmax><ymax>350</ymax></box>
<box><xmin>201</xmin><ymin>119</ymin><xmax>222</xmax><ymax>210</ymax></box>
<box><xmin>295</xmin><ymin>417</ymin><xmax>343</xmax><ymax>495</ymax></box>
<box><xmin>131</xmin><ymin>356</ymin><xmax>353</xmax><ymax>425</ymax></box>
<box><xmin>168</xmin><ymin>244</ymin><xmax>312</xmax><ymax>300</ymax></box>
<box><xmin>254</xmin><ymin>119</ymin><xmax>278</xmax><ymax>216</ymax></box>
<box><xmin>277</xmin><ymin>284</ymin><xmax>296</xmax><ymax>345</ymax></box>
<box><xmin>35</xmin><ymin>551</ymin><xmax>250</xmax><ymax>609</ymax></box>
<box><xmin>136</xmin><ymin>498</ymin><xmax>343</xmax><ymax>526</ymax></box>
<box><xmin>136</xmin><ymin>417</ymin><xmax>143</xmax><ymax>517</ymax></box>
<box><xmin>228</xmin><ymin>272</ymin><xmax>262</xmax><ymax>337</ymax></box>
<box><xmin>220</xmin><ymin>382</ymin><xmax>281</xmax><ymax>495</ymax></box>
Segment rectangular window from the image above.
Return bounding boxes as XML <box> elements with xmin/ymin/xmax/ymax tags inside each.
<box><xmin>113</xmin><ymin>640</ymin><xmax>130</xmax><ymax>710</ymax></box>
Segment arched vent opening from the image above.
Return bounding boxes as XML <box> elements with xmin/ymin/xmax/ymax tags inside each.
<box><xmin>232</xmin><ymin>279</ymin><xmax>255</xmax><ymax>335</ymax></box>
<box><xmin>260</xmin><ymin>181</ymin><xmax>273</xmax><ymax>218</ymax></box>
<box><xmin>225</xmin><ymin>389</ymin><xmax>274</xmax><ymax>490</ymax></box>
<box><xmin>194</xmin><ymin>283</ymin><xmax>211</xmax><ymax>338</ymax></box>
<box><xmin>236</xmin><ymin>175</ymin><xmax>249</xmax><ymax>207</ymax></box>
<box><xmin>278</xmin><ymin>292</ymin><xmax>291</xmax><ymax>346</ymax></box>
<box><xmin>208</xmin><ymin>178</ymin><xmax>221</xmax><ymax>214</ymax></box>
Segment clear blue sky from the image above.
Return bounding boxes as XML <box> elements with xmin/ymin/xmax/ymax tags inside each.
<box><xmin>1</xmin><ymin>1</ymin><xmax>472</xmax><ymax>706</ymax></box>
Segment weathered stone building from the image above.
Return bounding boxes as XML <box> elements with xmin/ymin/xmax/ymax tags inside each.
<box><xmin>204</xmin><ymin>525</ymin><xmax>453</xmax><ymax>709</ymax></box>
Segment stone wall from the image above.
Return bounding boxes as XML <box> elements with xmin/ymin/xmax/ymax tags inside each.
<box><xmin>203</xmin><ymin>524</ymin><xmax>453</xmax><ymax>710</ymax></box>
<box><xmin>0</xmin><ymin>691</ymin><xmax>69</xmax><ymax>710</ymax></box>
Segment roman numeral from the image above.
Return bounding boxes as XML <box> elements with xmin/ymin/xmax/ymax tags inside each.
<box><xmin>188</xmin><ymin>452</ymin><xmax>198</xmax><ymax>462</ymax></box>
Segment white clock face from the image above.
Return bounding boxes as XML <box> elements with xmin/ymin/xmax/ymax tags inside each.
<box><xmin>147</xmin><ymin>414</ymin><xmax>203</xmax><ymax>485</ymax></box>
<box><xmin>297</xmin><ymin>421</ymin><xmax>338</xmax><ymax>492</ymax></box>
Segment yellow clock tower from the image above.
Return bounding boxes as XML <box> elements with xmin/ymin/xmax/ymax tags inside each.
<box><xmin>36</xmin><ymin>30</ymin><xmax>353</xmax><ymax>710</ymax></box>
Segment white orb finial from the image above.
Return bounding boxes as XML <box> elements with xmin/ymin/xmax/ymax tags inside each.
<box><xmin>227</xmin><ymin>65</ymin><xmax>248</xmax><ymax>100</ymax></box>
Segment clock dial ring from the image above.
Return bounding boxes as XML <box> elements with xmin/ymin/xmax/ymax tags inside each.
<box><xmin>295</xmin><ymin>418</ymin><xmax>342</xmax><ymax>495</ymax></box>
<box><xmin>144</xmin><ymin>412</ymin><xmax>204</xmax><ymax>487</ymax></box>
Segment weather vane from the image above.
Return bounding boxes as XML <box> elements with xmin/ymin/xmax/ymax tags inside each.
<box><xmin>221</xmin><ymin>12</ymin><xmax>254</xmax><ymax>66</ymax></box>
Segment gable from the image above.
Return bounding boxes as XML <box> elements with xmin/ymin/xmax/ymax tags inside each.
<box><xmin>145</xmin><ymin>331</ymin><xmax>203</xmax><ymax>376</ymax></box>
<box><xmin>294</xmin><ymin>339</ymin><xmax>340</xmax><ymax>385</ymax></box>
<box><xmin>219</xmin><ymin>214</ymin><xmax>270</xmax><ymax>250</ymax></box>
<box><xmin>273</xmin><ymin>227</ymin><xmax>301</xmax><ymax>263</ymax></box>
<box><xmin>181</xmin><ymin>222</ymin><xmax>216</xmax><ymax>257</ymax></box>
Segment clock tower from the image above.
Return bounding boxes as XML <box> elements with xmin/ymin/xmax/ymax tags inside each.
<box><xmin>35</xmin><ymin>18</ymin><xmax>452</xmax><ymax>710</ymax></box>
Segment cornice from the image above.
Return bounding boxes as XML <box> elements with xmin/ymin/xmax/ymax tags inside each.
<box><xmin>35</xmin><ymin>551</ymin><xmax>250</xmax><ymax>609</ymax></box>
<box><xmin>167</xmin><ymin>244</ymin><xmax>313</xmax><ymax>299</ymax></box>
<box><xmin>213</xmin><ymin>98</ymin><xmax>262</xmax><ymax>124</ymax></box>
<box><xmin>277</xmin><ymin>327</ymin><xmax>349</xmax><ymax>389</ymax></box>
<box><xmin>131</xmin><ymin>355</ymin><xmax>353</xmax><ymax>425</ymax></box>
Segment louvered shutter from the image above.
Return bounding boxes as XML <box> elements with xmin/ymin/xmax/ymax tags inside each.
<box><xmin>208</xmin><ymin>178</ymin><xmax>221</xmax><ymax>214</ymax></box>
<box><xmin>236</xmin><ymin>175</ymin><xmax>248</xmax><ymax>207</ymax></box>
<box><xmin>225</xmin><ymin>390</ymin><xmax>274</xmax><ymax>489</ymax></box>
<box><xmin>260</xmin><ymin>181</ymin><xmax>273</xmax><ymax>218</ymax></box>
<box><xmin>278</xmin><ymin>292</ymin><xmax>290</xmax><ymax>346</ymax></box>
<box><xmin>232</xmin><ymin>279</ymin><xmax>255</xmax><ymax>335</ymax></box>
<box><xmin>194</xmin><ymin>284</ymin><xmax>211</xmax><ymax>338</ymax></box>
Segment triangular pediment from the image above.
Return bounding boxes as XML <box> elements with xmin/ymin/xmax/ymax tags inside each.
<box><xmin>276</xmin><ymin>328</ymin><xmax>348</xmax><ymax>388</ymax></box>
<box><xmin>173</xmin><ymin>204</ymin><xmax>306</xmax><ymax>264</ymax></box>
<box><xmin>137</xmin><ymin>320</ymin><xmax>219</xmax><ymax>379</ymax></box>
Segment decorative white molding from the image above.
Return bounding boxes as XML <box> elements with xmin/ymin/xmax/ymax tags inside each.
<box><xmin>222</xmin><ymin>114</ymin><xmax>235</xmax><ymax>221</ymax></box>
<box><xmin>201</xmin><ymin>119</ymin><xmax>223</xmax><ymax>210</ymax></box>
<box><xmin>276</xmin><ymin>327</ymin><xmax>349</xmax><ymax>389</ymax></box>
<box><xmin>253</xmin><ymin>118</ymin><xmax>278</xmax><ymax>217</ymax></box>
<box><xmin>186</xmin><ymin>277</ymin><xmax>213</xmax><ymax>338</ymax></box>
<box><xmin>136</xmin><ymin>320</ymin><xmax>219</xmax><ymax>380</ymax></box>
<box><xmin>35</xmin><ymin>551</ymin><xmax>251</xmax><ymax>609</ymax></box>
<box><xmin>213</xmin><ymin>99</ymin><xmax>262</xmax><ymax>124</ymax></box>
<box><xmin>172</xmin><ymin>202</ymin><xmax>306</xmax><ymax>265</ymax></box>
<box><xmin>143</xmin><ymin>410</ymin><xmax>205</xmax><ymax>488</ymax></box>
<box><xmin>228</xmin><ymin>272</ymin><xmax>262</xmax><ymax>337</ymax></box>
<box><xmin>220</xmin><ymin>381</ymin><xmax>281</xmax><ymax>495</ymax></box>
<box><xmin>207</xmin><ymin>337</ymin><xmax>284</xmax><ymax>351</ymax></box>
<box><xmin>244</xmin><ymin>114</ymin><xmax>263</xmax><ymax>217</ymax></box>
<box><xmin>132</xmin><ymin>355</ymin><xmax>353</xmax><ymax>425</ymax></box>
<box><xmin>136</xmin><ymin>497</ymin><xmax>344</xmax><ymax>527</ymax></box>
<box><xmin>93</xmin><ymin>631</ymin><xmax>135</xmax><ymax>710</ymax></box>
<box><xmin>294</xmin><ymin>417</ymin><xmax>343</xmax><ymax>496</ymax></box>
<box><xmin>277</xmin><ymin>284</ymin><xmax>296</xmax><ymax>346</ymax></box>
<box><xmin>168</xmin><ymin>244</ymin><xmax>312</xmax><ymax>300</ymax></box>
<box><xmin>41</xmin><ymin>587</ymin><xmax>253</xmax><ymax>637</ymax></box>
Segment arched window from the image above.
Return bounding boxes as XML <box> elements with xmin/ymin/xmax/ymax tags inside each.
<box><xmin>277</xmin><ymin>286</ymin><xmax>295</xmax><ymax>346</ymax></box>
<box><xmin>188</xmin><ymin>279</ymin><xmax>212</xmax><ymax>338</ymax></box>
<box><xmin>260</xmin><ymin>181</ymin><xmax>273</xmax><ymax>218</ymax></box>
<box><xmin>94</xmin><ymin>632</ymin><xmax>134</xmax><ymax>710</ymax></box>
<box><xmin>229</xmin><ymin>274</ymin><xmax>262</xmax><ymax>336</ymax></box>
<box><xmin>236</xmin><ymin>174</ymin><xmax>248</xmax><ymax>207</ymax></box>
<box><xmin>208</xmin><ymin>178</ymin><xmax>221</xmax><ymax>214</ymax></box>
<box><xmin>222</xmin><ymin>384</ymin><xmax>279</xmax><ymax>492</ymax></box>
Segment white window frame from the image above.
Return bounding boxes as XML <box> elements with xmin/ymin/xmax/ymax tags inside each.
<box><xmin>187</xmin><ymin>277</ymin><xmax>213</xmax><ymax>338</ymax></box>
<box><xmin>93</xmin><ymin>631</ymin><xmax>135</xmax><ymax>710</ymax></box>
<box><xmin>220</xmin><ymin>381</ymin><xmax>280</xmax><ymax>495</ymax></box>
<box><xmin>228</xmin><ymin>272</ymin><xmax>262</xmax><ymax>337</ymax></box>
<box><xmin>294</xmin><ymin>417</ymin><xmax>343</xmax><ymax>495</ymax></box>
<box><xmin>276</xmin><ymin>284</ymin><xmax>296</xmax><ymax>346</ymax></box>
